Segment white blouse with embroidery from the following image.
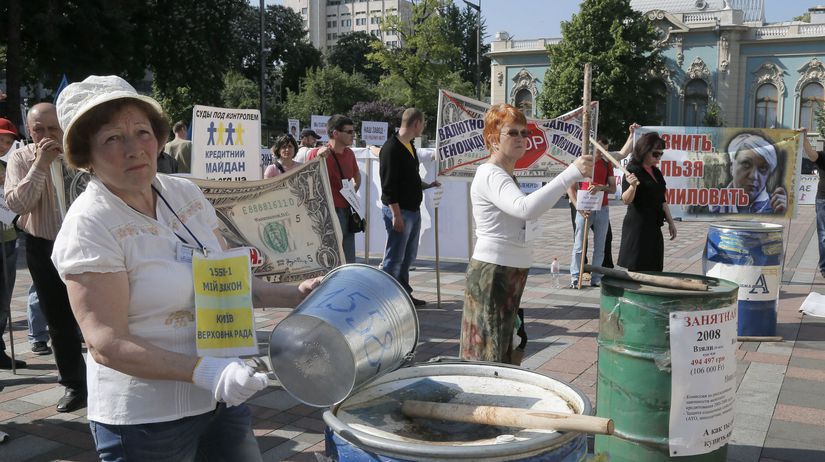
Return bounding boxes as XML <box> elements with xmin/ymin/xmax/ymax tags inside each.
<box><xmin>52</xmin><ymin>174</ymin><xmax>222</xmax><ymax>425</ymax></box>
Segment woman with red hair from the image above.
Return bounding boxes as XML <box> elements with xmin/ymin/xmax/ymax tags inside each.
<box><xmin>459</xmin><ymin>104</ymin><xmax>593</xmax><ymax>364</ymax></box>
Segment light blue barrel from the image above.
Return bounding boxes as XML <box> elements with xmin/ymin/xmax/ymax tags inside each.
<box><xmin>702</xmin><ymin>222</ymin><xmax>784</xmax><ymax>336</ymax></box>
<box><xmin>323</xmin><ymin>361</ymin><xmax>590</xmax><ymax>462</ymax></box>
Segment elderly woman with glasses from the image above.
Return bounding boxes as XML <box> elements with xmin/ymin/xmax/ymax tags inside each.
<box><xmin>617</xmin><ymin>131</ymin><xmax>677</xmax><ymax>272</ymax></box>
<box><xmin>264</xmin><ymin>134</ymin><xmax>302</xmax><ymax>178</ymax></box>
<box><xmin>459</xmin><ymin>104</ymin><xmax>593</xmax><ymax>365</ymax></box>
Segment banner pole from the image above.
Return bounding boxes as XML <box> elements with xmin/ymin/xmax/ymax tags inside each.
<box><xmin>364</xmin><ymin>156</ymin><xmax>371</xmax><ymax>264</ymax></box>
<box><xmin>578</xmin><ymin>63</ymin><xmax>592</xmax><ymax>291</ymax></box>
<box><xmin>578</xmin><ymin>215</ymin><xmax>589</xmax><ymax>290</ymax></box>
<box><xmin>435</xmin><ymin>207</ymin><xmax>442</xmax><ymax>308</ymax></box>
<box><xmin>467</xmin><ymin>182</ymin><xmax>473</xmax><ymax>263</ymax></box>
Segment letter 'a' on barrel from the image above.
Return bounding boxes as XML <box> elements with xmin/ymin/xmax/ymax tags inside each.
<box><xmin>323</xmin><ymin>361</ymin><xmax>592</xmax><ymax>462</ymax></box>
<box><xmin>268</xmin><ymin>264</ymin><xmax>419</xmax><ymax>407</ymax></box>
<box><xmin>595</xmin><ymin>273</ymin><xmax>739</xmax><ymax>462</ymax></box>
<box><xmin>702</xmin><ymin>222</ymin><xmax>784</xmax><ymax>336</ymax></box>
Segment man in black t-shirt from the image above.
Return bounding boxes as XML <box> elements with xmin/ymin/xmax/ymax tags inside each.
<box><xmin>801</xmin><ymin>128</ymin><xmax>825</xmax><ymax>277</ymax></box>
<box><xmin>379</xmin><ymin>108</ymin><xmax>439</xmax><ymax>306</ymax></box>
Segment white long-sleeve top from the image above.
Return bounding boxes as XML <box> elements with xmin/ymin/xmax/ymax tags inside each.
<box><xmin>471</xmin><ymin>162</ymin><xmax>584</xmax><ymax>268</ymax></box>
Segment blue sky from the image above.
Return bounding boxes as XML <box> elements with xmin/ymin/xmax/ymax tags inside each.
<box><xmin>264</xmin><ymin>0</ymin><xmax>820</xmax><ymax>43</ymax></box>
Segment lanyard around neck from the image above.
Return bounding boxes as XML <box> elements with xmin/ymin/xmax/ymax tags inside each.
<box><xmin>151</xmin><ymin>185</ymin><xmax>208</xmax><ymax>255</ymax></box>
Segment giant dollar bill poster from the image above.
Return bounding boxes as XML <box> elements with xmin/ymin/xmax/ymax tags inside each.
<box><xmin>190</xmin><ymin>160</ymin><xmax>344</xmax><ymax>283</ymax></box>
<box><xmin>635</xmin><ymin>127</ymin><xmax>802</xmax><ymax>220</ymax></box>
<box><xmin>435</xmin><ymin>89</ymin><xmax>598</xmax><ymax>180</ymax></box>
<box><xmin>191</xmin><ymin>105</ymin><xmax>262</xmax><ymax>181</ymax></box>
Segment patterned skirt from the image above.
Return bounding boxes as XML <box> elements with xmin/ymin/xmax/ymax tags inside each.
<box><xmin>459</xmin><ymin>259</ymin><xmax>529</xmax><ymax>364</ymax></box>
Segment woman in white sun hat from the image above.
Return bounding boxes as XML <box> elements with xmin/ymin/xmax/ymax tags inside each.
<box><xmin>51</xmin><ymin>75</ymin><xmax>321</xmax><ymax>461</ymax></box>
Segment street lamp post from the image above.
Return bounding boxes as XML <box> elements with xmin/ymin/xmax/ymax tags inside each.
<box><xmin>462</xmin><ymin>0</ymin><xmax>481</xmax><ymax>100</ymax></box>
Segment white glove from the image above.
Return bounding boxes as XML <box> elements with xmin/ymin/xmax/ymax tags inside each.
<box><xmin>192</xmin><ymin>357</ymin><xmax>268</xmax><ymax>407</ymax></box>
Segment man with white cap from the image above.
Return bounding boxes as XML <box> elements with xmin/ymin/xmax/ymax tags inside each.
<box><xmin>4</xmin><ymin>103</ymin><xmax>87</xmax><ymax>412</ymax></box>
<box><xmin>710</xmin><ymin>133</ymin><xmax>787</xmax><ymax>214</ymax></box>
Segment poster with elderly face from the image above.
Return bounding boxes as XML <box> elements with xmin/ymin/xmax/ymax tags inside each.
<box><xmin>632</xmin><ymin>127</ymin><xmax>802</xmax><ymax>220</ymax></box>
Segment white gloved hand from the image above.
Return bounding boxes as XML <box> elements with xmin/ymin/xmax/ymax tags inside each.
<box><xmin>192</xmin><ymin>357</ymin><xmax>269</xmax><ymax>407</ymax></box>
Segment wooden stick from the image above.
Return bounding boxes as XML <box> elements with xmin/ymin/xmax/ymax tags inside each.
<box><xmin>582</xmin><ymin>63</ymin><xmax>591</xmax><ymax>163</ymax></box>
<box><xmin>435</xmin><ymin>207</ymin><xmax>442</xmax><ymax>309</ymax></box>
<box><xmin>737</xmin><ymin>336</ymin><xmax>783</xmax><ymax>342</ymax></box>
<box><xmin>584</xmin><ymin>264</ymin><xmax>708</xmax><ymax>291</ymax></box>
<box><xmin>589</xmin><ymin>136</ymin><xmax>640</xmax><ymax>186</ymax></box>
<box><xmin>401</xmin><ymin>400</ymin><xmax>614</xmax><ymax>435</ymax></box>
<box><xmin>578</xmin><ymin>215</ymin><xmax>589</xmax><ymax>290</ymax></box>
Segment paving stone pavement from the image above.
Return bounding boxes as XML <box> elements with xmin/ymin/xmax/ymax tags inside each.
<box><xmin>1</xmin><ymin>200</ymin><xmax>823</xmax><ymax>461</ymax></box>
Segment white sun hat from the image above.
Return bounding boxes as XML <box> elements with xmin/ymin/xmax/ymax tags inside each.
<box><xmin>56</xmin><ymin>75</ymin><xmax>164</xmax><ymax>162</ymax></box>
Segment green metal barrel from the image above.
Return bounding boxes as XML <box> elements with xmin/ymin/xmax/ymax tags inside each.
<box><xmin>594</xmin><ymin>273</ymin><xmax>739</xmax><ymax>462</ymax></box>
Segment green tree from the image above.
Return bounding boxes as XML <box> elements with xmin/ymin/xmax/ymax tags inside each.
<box><xmin>703</xmin><ymin>100</ymin><xmax>725</xmax><ymax>127</ymax></box>
<box><xmin>368</xmin><ymin>0</ymin><xmax>462</xmax><ymax>119</ymax></box>
<box><xmin>233</xmin><ymin>5</ymin><xmax>322</xmax><ymax>106</ymax></box>
<box><xmin>536</xmin><ymin>0</ymin><xmax>663</xmax><ymax>144</ymax></box>
<box><xmin>441</xmin><ymin>1</ymin><xmax>491</xmax><ymax>95</ymax></box>
<box><xmin>815</xmin><ymin>107</ymin><xmax>825</xmax><ymax>138</ymax></box>
<box><xmin>283</xmin><ymin>66</ymin><xmax>375</xmax><ymax>123</ymax></box>
<box><xmin>793</xmin><ymin>12</ymin><xmax>811</xmax><ymax>22</ymax></box>
<box><xmin>150</xmin><ymin>0</ymin><xmax>248</xmax><ymax>124</ymax></box>
<box><xmin>1</xmin><ymin>0</ymin><xmax>151</xmax><ymax>124</ymax></box>
<box><xmin>329</xmin><ymin>31</ymin><xmax>383</xmax><ymax>84</ymax></box>
<box><xmin>348</xmin><ymin>101</ymin><xmax>405</xmax><ymax>133</ymax></box>
<box><xmin>221</xmin><ymin>71</ymin><xmax>260</xmax><ymax>109</ymax></box>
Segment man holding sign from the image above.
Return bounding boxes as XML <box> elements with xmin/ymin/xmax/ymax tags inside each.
<box><xmin>308</xmin><ymin>115</ymin><xmax>361</xmax><ymax>263</ymax></box>
<box><xmin>568</xmin><ymin>148</ymin><xmax>615</xmax><ymax>289</ymax></box>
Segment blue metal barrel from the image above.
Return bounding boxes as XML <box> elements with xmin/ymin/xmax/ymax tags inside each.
<box><xmin>702</xmin><ymin>222</ymin><xmax>784</xmax><ymax>336</ymax></box>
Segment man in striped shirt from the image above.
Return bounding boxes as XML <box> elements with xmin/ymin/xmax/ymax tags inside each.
<box><xmin>5</xmin><ymin>103</ymin><xmax>87</xmax><ymax>413</ymax></box>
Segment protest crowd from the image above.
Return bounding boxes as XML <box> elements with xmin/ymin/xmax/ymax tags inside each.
<box><xmin>0</xmin><ymin>68</ymin><xmax>820</xmax><ymax>461</ymax></box>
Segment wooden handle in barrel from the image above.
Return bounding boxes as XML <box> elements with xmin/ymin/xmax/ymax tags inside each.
<box><xmin>737</xmin><ymin>336</ymin><xmax>783</xmax><ymax>342</ymax></box>
<box><xmin>584</xmin><ymin>264</ymin><xmax>708</xmax><ymax>291</ymax></box>
<box><xmin>401</xmin><ymin>400</ymin><xmax>614</xmax><ymax>435</ymax></box>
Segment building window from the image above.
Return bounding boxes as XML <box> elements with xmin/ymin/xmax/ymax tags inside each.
<box><xmin>683</xmin><ymin>79</ymin><xmax>708</xmax><ymax>126</ymax></box>
<box><xmin>754</xmin><ymin>83</ymin><xmax>778</xmax><ymax>128</ymax></box>
<box><xmin>653</xmin><ymin>80</ymin><xmax>668</xmax><ymax>125</ymax></box>
<box><xmin>800</xmin><ymin>82</ymin><xmax>824</xmax><ymax>132</ymax></box>
<box><xmin>356</xmin><ymin>18</ymin><xmax>366</xmax><ymax>25</ymax></box>
<box><xmin>515</xmin><ymin>89</ymin><xmax>534</xmax><ymax>118</ymax></box>
<box><xmin>301</xmin><ymin>7</ymin><xmax>307</xmax><ymax>14</ymax></box>
<box><xmin>371</xmin><ymin>29</ymin><xmax>381</xmax><ymax>37</ymax></box>
<box><xmin>370</xmin><ymin>16</ymin><xmax>380</xmax><ymax>24</ymax></box>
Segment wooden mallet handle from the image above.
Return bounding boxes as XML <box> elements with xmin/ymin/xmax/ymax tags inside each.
<box><xmin>584</xmin><ymin>264</ymin><xmax>708</xmax><ymax>291</ymax></box>
<box><xmin>401</xmin><ymin>400</ymin><xmax>614</xmax><ymax>435</ymax></box>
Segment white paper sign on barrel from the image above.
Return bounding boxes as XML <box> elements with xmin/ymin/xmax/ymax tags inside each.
<box><xmin>191</xmin><ymin>105</ymin><xmax>262</xmax><ymax>181</ymax></box>
<box><xmin>668</xmin><ymin>305</ymin><xmax>737</xmax><ymax>456</ymax></box>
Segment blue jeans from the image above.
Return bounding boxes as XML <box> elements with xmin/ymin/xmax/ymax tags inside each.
<box><xmin>90</xmin><ymin>404</ymin><xmax>261</xmax><ymax>462</ymax></box>
<box><xmin>0</xmin><ymin>239</ymin><xmax>17</xmax><ymax>352</ymax></box>
<box><xmin>817</xmin><ymin>199</ymin><xmax>825</xmax><ymax>273</ymax></box>
<box><xmin>27</xmin><ymin>284</ymin><xmax>49</xmax><ymax>344</ymax></box>
<box><xmin>381</xmin><ymin>206</ymin><xmax>421</xmax><ymax>294</ymax></box>
<box><xmin>335</xmin><ymin>207</ymin><xmax>356</xmax><ymax>263</ymax></box>
<box><xmin>571</xmin><ymin>207</ymin><xmax>610</xmax><ymax>284</ymax></box>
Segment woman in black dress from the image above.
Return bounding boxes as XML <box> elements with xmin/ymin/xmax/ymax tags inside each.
<box><xmin>617</xmin><ymin>132</ymin><xmax>677</xmax><ymax>271</ymax></box>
